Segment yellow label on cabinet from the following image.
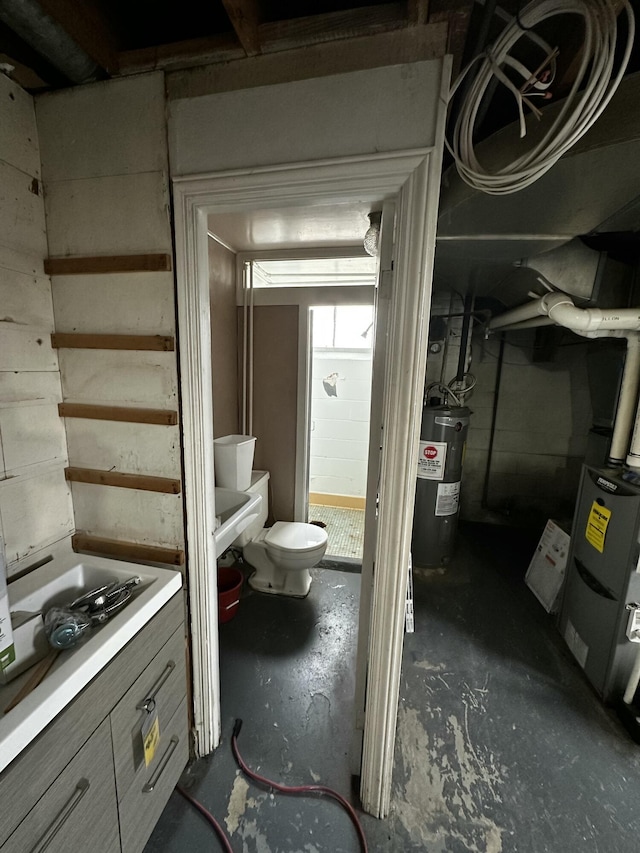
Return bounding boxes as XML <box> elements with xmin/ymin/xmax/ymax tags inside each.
<box><xmin>585</xmin><ymin>501</ymin><xmax>611</xmax><ymax>554</ymax></box>
<box><xmin>142</xmin><ymin>713</ymin><xmax>160</xmax><ymax>767</ymax></box>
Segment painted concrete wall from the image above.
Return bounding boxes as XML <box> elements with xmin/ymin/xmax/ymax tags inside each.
<box><xmin>35</xmin><ymin>73</ymin><xmax>184</xmax><ymax>554</ymax></box>
<box><xmin>310</xmin><ymin>350</ymin><xmax>372</xmax><ymax>498</ymax></box>
<box><xmin>0</xmin><ymin>73</ymin><xmax>74</xmax><ymax>576</ymax></box>
<box><xmin>461</xmin><ymin>329</ymin><xmax>592</xmax><ymax>526</ymax></box>
<box><xmin>209</xmin><ymin>237</ymin><xmax>239</xmax><ymax>439</ymax></box>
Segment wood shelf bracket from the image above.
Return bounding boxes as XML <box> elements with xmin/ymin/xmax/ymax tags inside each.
<box><xmin>58</xmin><ymin>403</ymin><xmax>178</xmax><ymax>426</ymax></box>
<box><xmin>72</xmin><ymin>533</ymin><xmax>185</xmax><ymax>566</ymax></box>
<box><xmin>65</xmin><ymin>467</ymin><xmax>182</xmax><ymax>494</ymax></box>
<box><xmin>51</xmin><ymin>333</ymin><xmax>175</xmax><ymax>352</ymax></box>
<box><xmin>44</xmin><ymin>254</ymin><xmax>172</xmax><ymax>276</ymax></box>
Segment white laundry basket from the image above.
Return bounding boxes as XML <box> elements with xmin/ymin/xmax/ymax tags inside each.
<box><xmin>213</xmin><ymin>435</ymin><xmax>256</xmax><ymax>490</ymax></box>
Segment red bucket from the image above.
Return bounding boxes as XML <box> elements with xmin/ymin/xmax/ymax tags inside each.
<box><xmin>217</xmin><ymin>567</ymin><xmax>243</xmax><ymax>623</ymax></box>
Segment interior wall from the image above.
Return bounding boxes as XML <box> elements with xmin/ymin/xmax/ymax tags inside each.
<box><xmin>0</xmin><ymin>73</ymin><xmax>74</xmax><ymax>578</ymax></box>
<box><xmin>209</xmin><ymin>237</ymin><xmax>239</xmax><ymax>439</ymax></box>
<box><xmin>461</xmin><ymin>329</ymin><xmax>592</xmax><ymax>526</ymax></box>
<box><xmin>167</xmin><ymin>60</ymin><xmax>444</xmax><ymax>177</ymax></box>
<box><xmin>251</xmin><ymin>305</ymin><xmax>298</xmax><ymax>521</ymax></box>
<box><xmin>34</xmin><ymin>73</ymin><xmax>185</xmax><ymax>556</ymax></box>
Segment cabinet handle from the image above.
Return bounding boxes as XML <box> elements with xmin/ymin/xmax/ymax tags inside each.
<box><xmin>30</xmin><ymin>779</ymin><xmax>90</xmax><ymax>853</ymax></box>
<box><xmin>142</xmin><ymin>735</ymin><xmax>180</xmax><ymax>793</ymax></box>
<box><xmin>137</xmin><ymin>660</ymin><xmax>176</xmax><ymax>712</ymax></box>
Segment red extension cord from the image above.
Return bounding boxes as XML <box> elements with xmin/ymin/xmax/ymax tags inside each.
<box><xmin>177</xmin><ymin>718</ymin><xmax>368</xmax><ymax>853</ymax></box>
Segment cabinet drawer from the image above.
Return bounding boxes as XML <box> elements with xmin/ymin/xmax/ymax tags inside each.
<box><xmin>119</xmin><ymin>696</ymin><xmax>189</xmax><ymax>853</ymax></box>
<box><xmin>111</xmin><ymin>625</ymin><xmax>186</xmax><ymax>800</ymax></box>
<box><xmin>1</xmin><ymin>718</ymin><xmax>119</xmax><ymax>853</ymax></box>
<box><xmin>0</xmin><ymin>591</ymin><xmax>184</xmax><ymax>846</ymax></box>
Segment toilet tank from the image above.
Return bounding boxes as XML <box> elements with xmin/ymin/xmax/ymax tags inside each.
<box><xmin>233</xmin><ymin>470</ymin><xmax>269</xmax><ymax>546</ymax></box>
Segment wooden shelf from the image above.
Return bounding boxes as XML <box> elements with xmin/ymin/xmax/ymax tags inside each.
<box><xmin>72</xmin><ymin>533</ymin><xmax>185</xmax><ymax>567</ymax></box>
<box><xmin>65</xmin><ymin>467</ymin><xmax>181</xmax><ymax>494</ymax></box>
<box><xmin>51</xmin><ymin>333</ymin><xmax>174</xmax><ymax>352</ymax></box>
<box><xmin>58</xmin><ymin>403</ymin><xmax>178</xmax><ymax>426</ymax></box>
<box><xmin>44</xmin><ymin>254</ymin><xmax>172</xmax><ymax>276</ymax></box>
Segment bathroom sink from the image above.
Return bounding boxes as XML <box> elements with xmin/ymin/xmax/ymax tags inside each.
<box><xmin>214</xmin><ymin>487</ymin><xmax>261</xmax><ymax>557</ymax></box>
<box><xmin>0</xmin><ymin>555</ymin><xmax>181</xmax><ymax>773</ymax></box>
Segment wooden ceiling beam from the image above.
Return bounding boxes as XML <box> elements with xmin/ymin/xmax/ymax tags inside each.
<box><xmin>221</xmin><ymin>0</ymin><xmax>262</xmax><ymax>56</ymax></box>
<box><xmin>407</xmin><ymin>0</ymin><xmax>430</xmax><ymax>26</ymax></box>
<box><xmin>120</xmin><ymin>33</ymin><xmax>244</xmax><ymax>75</ymax></box>
<box><xmin>259</xmin><ymin>3</ymin><xmax>407</xmax><ymax>53</ymax></box>
<box><xmin>119</xmin><ymin>2</ymin><xmax>416</xmax><ymax>74</ymax></box>
<box><xmin>166</xmin><ymin>23</ymin><xmax>449</xmax><ymax>100</ymax></box>
<box><xmin>36</xmin><ymin>0</ymin><xmax>120</xmax><ymax>73</ymax></box>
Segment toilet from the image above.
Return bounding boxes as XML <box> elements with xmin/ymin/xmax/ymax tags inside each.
<box><xmin>233</xmin><ymin>471</ymin><xmax>328</xmax><ymax>598</ymax></box>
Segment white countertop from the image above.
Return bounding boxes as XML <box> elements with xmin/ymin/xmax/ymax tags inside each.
<box><xmin>0</xmin><ymin>555</ymin><xmax>182</xmax><ymax>774</ymax></box>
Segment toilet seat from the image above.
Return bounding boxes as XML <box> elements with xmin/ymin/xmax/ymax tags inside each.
<box><xmin>265</xmin><ymin>521</ymin><xmax>327</xmax><ymax>555</ymax></box>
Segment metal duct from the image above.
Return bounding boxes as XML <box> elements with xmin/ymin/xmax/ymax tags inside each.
<box><xmin>0</xmin><ymin>0</ymin><xmax>98</xmax><ymax>83</ymax></box>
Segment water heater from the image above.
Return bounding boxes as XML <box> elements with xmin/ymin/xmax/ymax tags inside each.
<box><xmin>411</xmin><ymin>404</ymin><xmax>470</xmax><ymax>568</ymax></box>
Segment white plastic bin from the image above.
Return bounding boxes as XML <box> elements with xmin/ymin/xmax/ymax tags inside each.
<box><xmin>213</xmin><ymin>435</ymin><xmax>256</xmax><ymax>490</ymax></box>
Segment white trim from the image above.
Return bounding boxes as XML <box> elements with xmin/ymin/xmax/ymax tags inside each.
<box><xmin>173</xmin><ymin>193</ymin><xmax>220</xmax><ymax>756</ymax></box>
<box><xmin>251</xmin><ymin>285</ymin><xmax>375</xmax><ymax>307</ymax></box>
<box><xmin>359</xmin><ymin>59</ymin><xmax>451</xmax><ymax>818</ymax></box>
<box><xmin>353</xmin><ymin>200</ymin><xmax>396</xmax><ymax>764</ymax></box>
<box><xmin>172</xmin><ymin>145</ymin><xmax>440</xmax><ymax>811</ymax></box>
<box><xmin>294</xmin><ymin>306</ymin><xmax>312</xmax><ymax>522</ymax></box>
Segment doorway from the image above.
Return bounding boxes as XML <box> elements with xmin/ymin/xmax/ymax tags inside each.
<box><xmin>173</xmin><ymin>148</ymin><xmax>443</xmax><ymax>816</ymax></box>
<box><xmin>308</xmin><ymin>304</ymin><xmax>375</xmax><ymax>560</ymax></box>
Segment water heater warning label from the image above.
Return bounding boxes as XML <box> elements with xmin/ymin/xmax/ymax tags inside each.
<box><xmin>435</xmin><ymin>481</ymin><xmax>461</xmax><ymax>516</ymax></box>
<box><xmin>417</xmin><ymin>441</ymin><xmax>447</xmax><ymax>480</ymax></box>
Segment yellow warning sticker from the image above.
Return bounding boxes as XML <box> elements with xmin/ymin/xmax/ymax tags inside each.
<box><xmin>142</xmin><ymin>713</ymin><xmax>160</xmax><ymax>767</ymax></box>
<box><xmin>585</xmin><ymin>501</ymin><xmax>611</xmax><ymax>554</ymax></box>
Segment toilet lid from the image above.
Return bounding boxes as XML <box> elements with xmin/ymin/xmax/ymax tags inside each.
<box><xmin>265</xmin><ymin>522</ymin><xmax>327</xmax><ymax>554</ymax></box>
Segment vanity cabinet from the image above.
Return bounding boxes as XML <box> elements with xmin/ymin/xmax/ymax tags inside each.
<box><xmin>0</xmin><ymin>591</ymin><xmax>188</xmax><ymax>853</ymax></box>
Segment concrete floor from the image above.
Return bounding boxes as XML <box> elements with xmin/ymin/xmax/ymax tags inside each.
<box><xmin>145</xmin><ymin>523</ymin><xmax>640</xmax><ymax>852</ymax></box>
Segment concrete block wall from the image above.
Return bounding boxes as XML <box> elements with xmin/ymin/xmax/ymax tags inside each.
<box><xmin>0</xmin><ymin>73</ymin><xmax>74</xmax><ymax>577</ymax></box>
<box><xmin>34</xmin><ymin>73</ymin><xmax>184</xmax><ymax>555</ymax></box>
<box><xmin>461</xmin><ymin>329</ymin><xmax>592</xmax><ymax>525</ymax></box>
<box><xmin>310</xmin><ymin>349</ymin><xmax>372</xmax><ymax>498</ymax></box>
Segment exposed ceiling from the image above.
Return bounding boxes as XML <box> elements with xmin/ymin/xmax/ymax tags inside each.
<box><xmin>2</xmin><ymin>0</ymin><xmax>638</xmax><ymax>302</ymax></box>
<box><xmin>0</xmin><ymin>0</ymin><xmax>473</xmax><ymax>91</ymax></box>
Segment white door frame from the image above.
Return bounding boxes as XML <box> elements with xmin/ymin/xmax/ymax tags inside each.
<box><xmin>173</xmin><ymin>145</ymin><xmax>443</xmax><ymax>813</ymax></box>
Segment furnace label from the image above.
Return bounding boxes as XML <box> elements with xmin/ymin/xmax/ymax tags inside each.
<box><xmin>585</xmin><ymin>501</ymin><xmax>611</xmax><ymax>554</ymax></box>
<box><xmin>417</xmin><ymin>440</ymin><xmax>447</xmax><ymax>480</ymax></box>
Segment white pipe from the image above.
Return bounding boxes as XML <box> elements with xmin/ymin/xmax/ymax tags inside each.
<box><xmin>488</xmin><ymin>317</ymin><xmax>555</xmax><ymax>332</ymax></box>
<box><xmin>490</xmin><ymin>292</ymin><xmax>640</xmax><ymax>334</ymax></box>
<box><xmin>624</xmin><ymin>643</ymin><xmax>640</xmax><ymax>705</ymax></box>
<box><xmin>543</xmin><ymin>292</ymin><xmax>640</xmax><ymax>332</ymax></box>
<box><xmin>627</xmin><ymin>390</ymin><xmax>640</xmax><ymax>468</ymax></box>
<box><xmin>248</xmin><ymin>262</ymin><xmax>254</xmax><ymax>436</ymax></box>
<box><xmin>489</xmin><ymin>299</ymin><xmax>547</xmax><ymax>330</ymax></box>
<box><xmin>242</xmin><ymin>262</ymin><xmax>248</xmax><ymax>435</ymax></box>
<box><xmin>609</xmin><ymin>334</ymin><xmax>640</xmax><ymax>465</ymax></box>
<box><xmin>490</xmin><ymin>294</ymin><xmax>640</xmax><ymax>468</ymax></box>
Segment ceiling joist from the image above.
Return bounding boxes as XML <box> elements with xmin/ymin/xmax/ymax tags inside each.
<box><xmin>408</xmin><ymin>0</ymin><xmax>430</xmax><ymax>25</ymax></box>
<box><xmin>120</xmin><ymin>2</ymin><xmax>425</xmax><ymax>74</ymax></box>
<box><xmin>221</xmin><ymin>0</ymin><xmax>262</xmax><ymax>56</ymax></box>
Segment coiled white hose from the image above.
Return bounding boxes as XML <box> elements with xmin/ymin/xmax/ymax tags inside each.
<box><xmin>447</xmin><ymin>0</ymin><xmax>635</xmax><ymax>195</ymax></box>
